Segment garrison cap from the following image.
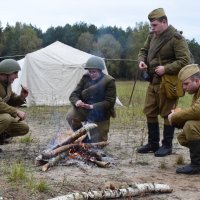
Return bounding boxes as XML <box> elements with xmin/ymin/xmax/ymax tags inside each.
<box><xmin>178</xmin><ymin>64</ymin><xmax>200</xmax><ymax>81</ymax></box>
<box><xmin>148</xmin><ymin>8</ymin><xmax>166</xmax><ymax>22</ymax></box>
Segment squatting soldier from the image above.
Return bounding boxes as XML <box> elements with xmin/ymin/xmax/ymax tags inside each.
<box><xmin>168</xmin><ymin>64</ymin><xmax>200</xmax><ymax>174</ymax></box>
<box><xmin>137</xmin><ymin>8</ymin><xmax>191</xmax><ymax>157</ymax></box>
<box><xmin>66</xmin><ymin>56</ymin><xmax>116</xmax><ymax>143</ymax></box>
<box><xmin>0</xmin><ymin>59</ymin><xmax>29</xmax><ymax>151</ymax></box>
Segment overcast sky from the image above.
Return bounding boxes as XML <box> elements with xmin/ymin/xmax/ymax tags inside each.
<box><xmin>0</xmin><ymin>0</ymin><xmax>199</xmax><ymax>43</ymax></box>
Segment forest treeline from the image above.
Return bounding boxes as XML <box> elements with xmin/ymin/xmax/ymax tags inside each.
<box><xmin>0</xmin><ymin>21</ymin><xmax>200</xmax><ymax>80</ymax></box>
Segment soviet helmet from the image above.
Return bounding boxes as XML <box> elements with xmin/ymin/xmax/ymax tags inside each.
<box><xmin>85</xmin><ymin>56</ymin><xmax>105</xmax><ymax>70</ymax></box>
<box><xmin>0</xmin><ymin>59</ymin><xmax>21</xmax><ymax>74</ymax></box>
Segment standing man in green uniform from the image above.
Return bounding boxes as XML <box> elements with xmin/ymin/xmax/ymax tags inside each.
<box><xmin>0</xmin><ymin>59</ymin><xmax>29</xmax><ymax>151</ymax></box>
<box><xmin>66</xmin><ymin>56</ymin><xmax>116</xmax><ymax>143</ymax></box>
<box><xmin>168</xmin><ymin>64</ymin><xmax>200</xmax><ymax>174</ymax></box>
<box><xmin>137</xmin><ymin>8</ymin><xmax>191</xmax><ymax>157</ymax></box>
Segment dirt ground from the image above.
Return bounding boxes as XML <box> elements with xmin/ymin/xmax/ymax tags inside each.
<box><xmin>0</xmin><ymin>109</ymin><xmax>200</xmax><ymax>200</ymax></box>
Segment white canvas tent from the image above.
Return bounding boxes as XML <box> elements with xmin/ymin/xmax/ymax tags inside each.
<box><xmin>12</xmin><ymin>41</ymin><xmax>122</xmax><ymax>106</ymax></box>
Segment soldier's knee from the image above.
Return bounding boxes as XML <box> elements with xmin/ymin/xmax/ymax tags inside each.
<box><xmin>19</xmin><ymin>123</ymin><xmax>29</xmax><ymax>136</ymax></box>
<box><xmin>0</xmin><ymin>114</ymin><xmax>12</xmax><ymax>127</ymax></box>
<box><xmin>23</xmin><ymin>124</ymin><xmax>29</xmax><ymax>135</ymax></box>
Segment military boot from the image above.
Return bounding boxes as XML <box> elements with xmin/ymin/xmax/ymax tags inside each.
<box><xmin>155</xmin><ymin>125</ymin><xmax>174</xmax><ymax>157</ymax></box>
<box><xmin>0</xmin><ymin>132</ymin><xmax>11</xmax><ymax>145</ymax></box>
<box><xmin>137</xmin><ymin>122</ymin><xmax>160</xmax><ymax>153</ymax></box>
<box><xmin>176</xmin><ymin>140</ymin><xmax>200</xmax><ymax>174</ymax></box>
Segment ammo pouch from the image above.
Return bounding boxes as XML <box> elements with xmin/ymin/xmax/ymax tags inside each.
<box><xmin>161</xmin><ymin>74</ymin><xmax>184</xmax><ymax>99</ymax></box>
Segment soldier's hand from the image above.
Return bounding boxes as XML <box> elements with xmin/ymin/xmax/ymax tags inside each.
<box><xmin>75</xmin><ymin>100</ymin><xmax>84</xmax><ymax>107</ymax></box>
<box><xmin>139</xmin><ymin>61</ymin><xmax>147</xmax><ymax>71</ymax></box>
<box><xmin>155</xmin><ymin>66</ymin><xmax>165</xmax><ymax>76</ymax></box>
<box><xmin>16</xmin><ymin>110</ymin><xmax>26</xmax><ymax>121</ymax></box>
<box><xmin>20</xmin><ymin>85</ymin><xmax>29</xmax><ymax>99</ymax></box>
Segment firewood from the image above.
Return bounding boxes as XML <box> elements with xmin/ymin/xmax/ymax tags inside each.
<box><xmin>41</xmin><ymin>142</ymin><xmax>108</xmax><ymax>171</ymax></box>
<box><xmin>47</xmin><ymin>183</ymin><xmax>173</xmax><ymax>200</ymax></box>
<box><xmin>35</xmin><ymin>123</ymin><xmax>112</xmax><ymax>171</ymax></box>
<box><xmin>42</xmin><ymin>152</ymin><xmax>67</xmax><ymax>172</ymax></box>
<box><xmin>41</xmin><ymin>141</ymin><xmax>109</xmax><ymax>160</ymax></box>
<box><xmin>74</xmin><ymin>134</ymin><xmax>87</xmax><ymax>143</ymax></box>
<box><xmin>45</xmin><ymin>123</ymin><xmax>97</xmax><ymax>152</ymax></box>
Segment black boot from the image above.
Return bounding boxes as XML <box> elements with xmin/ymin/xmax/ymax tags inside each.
<box><xmin>155</xmin><ymin>125</ymin><xmax>174</xmax><ymax>157</ymax></box>
<box><xmin>137</xmin><ymin>123</ymin><xmax>160</xmax><ymax>153</ymax></box>
<box><xmin>0</xmin><ymin>132</ymin><xmax>11</xmax><ymax>145</ymax></box>
<box><xmin>176</xmin><ymin>141</ymin><xmax>200</xmax><ymax>174</ymax></box>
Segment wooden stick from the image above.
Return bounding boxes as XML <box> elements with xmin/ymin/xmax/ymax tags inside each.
<box><xmin>44</xmin><ymin>123</ymin><xmax>97</xmax><ymax>153</ymax></box>
<box><xmin>47</xmin><ymin>183</ymin><xmax>173</xmax><ymax>200</ymax></box>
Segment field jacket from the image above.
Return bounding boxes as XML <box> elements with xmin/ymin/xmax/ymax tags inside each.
<box><xmin>69</xmin><ymin>73</ymin><xmax>116</xmax><ymax>121</ymax></box>
<box><xmin>0</xmin><ymin>81</ymin><xmax>25</xmax><ymax>117</ymax></box>
<box><xmin>138</xmin><ymin>25</ymin><xmax>191</xmax><ymax>76</ymax></box>
<box><xmin>171</xmin><ymin>87</ymin><xmax>200</xmax><ymax>128</ymax></box>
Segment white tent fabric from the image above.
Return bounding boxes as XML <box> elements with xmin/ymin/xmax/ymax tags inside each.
<box><xmin>12</xmin><ymin>41</ymin><xmax>122</xmax><ymax>106</ymax></box>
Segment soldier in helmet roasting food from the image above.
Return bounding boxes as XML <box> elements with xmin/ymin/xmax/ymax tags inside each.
<box><xmin>0</xmin><ymin>59</ymin><xmax>29</xmax><ymax>150</ymax></box>
<box><xmin>66</xmin><ymin>56</ymin><xmax>116</xmax><ymax>143</ymax></box>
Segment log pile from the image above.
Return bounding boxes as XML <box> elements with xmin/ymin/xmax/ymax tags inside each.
<box><xmin>48</xmin><ymin>183</ymin><xmax>173</xmax><ymax>200</ymax></box>
<box><xmin>35</xmin><ymin>123</ymin><xmax>110</xmax><ymax>171</ymax></box>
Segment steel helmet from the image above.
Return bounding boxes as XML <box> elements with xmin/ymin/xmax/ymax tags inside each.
<box><xmin>85</xmin><ymin>56</ymin><xmax>105</xmax><ymax>70</ymax></box>
<box><xmin>0</xmin><ymin>59</ymin><xmax>21</xmax><ymax>74</ymax></box>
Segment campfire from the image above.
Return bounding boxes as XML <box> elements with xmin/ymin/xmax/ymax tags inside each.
<box><xmin>35</xmin><ymin>123</ymin><xmax>111</xmax><ymax>171</ymax></box>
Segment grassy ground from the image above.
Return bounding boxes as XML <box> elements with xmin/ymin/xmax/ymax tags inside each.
<box><xmin>0</xmin><ymin>81</ymin><xmax>194</xmax><ymax>200</ymax></box>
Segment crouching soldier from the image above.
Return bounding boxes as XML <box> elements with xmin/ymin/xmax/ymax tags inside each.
<box><xmin>168</xmin><ymin>64</ymin><xmax>200</xmax><ymax>174</ymax></box>
<box><xmin>66</xmin><ymin>56</ymin><xmax>116</xmax><ymax>143</ymax></box>
<box><xmin>0</xmin><ymin>59</ymin><xmax>29</xmax><ymax>151</ymax></box>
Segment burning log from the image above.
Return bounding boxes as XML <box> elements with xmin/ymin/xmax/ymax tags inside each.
<box><xmin>48</xmin><ymin>183</ymin><xmax>172</xmax><ymax>200</ymax></box>
<box><xmin>40</xmin><ymin>141</ymin><xmax>109</xmax><ymax>160</ymax></box>
<box><xmin>35</xmin><ymin>123</ymin><xmax>112</xmax><ymax>171</ymax></box>
<box><xmin>40</xmin><ymin>142</ymin><xmax>109</xmax><ymax>171</ymax></box>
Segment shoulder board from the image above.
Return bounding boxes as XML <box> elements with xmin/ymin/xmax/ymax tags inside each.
<box><xmin>174</xmin><ymin>31</ymin><xmax>183</xmax><ymax>40</ymax></box>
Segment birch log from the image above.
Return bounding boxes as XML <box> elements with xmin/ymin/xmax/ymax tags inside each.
<box><xmin>48</xmin><ymin>183</ymin><xmax>172</xmax><ymax>200</ymax></box>
<box><xmin>45</xmin><ymin>123</ymin><xmax>98</xmax><ymax>153</ymax></box>
<box><xmin>42</xmin><ymin>152</ymin><xmax>67</xmax><ymax>172</ymax></box>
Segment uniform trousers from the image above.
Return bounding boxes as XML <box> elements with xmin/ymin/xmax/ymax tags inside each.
<box><xmin>0</xmin><ymin>113</ymin><xmax>29</xmax><ymax>137</ymax></box>
<box><xmin>66</xmin><ymin>106</ymin><xmax>110</xmax><ymax>143</ymax></box>
<box><xmin>178</xmin><ymin>120</ymin><xmax>200</xmax><ymax>147</ymax></box>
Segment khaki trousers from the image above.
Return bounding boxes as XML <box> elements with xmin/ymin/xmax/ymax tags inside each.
<box><xmin>66</xmin><ymin>106</ymin><xmax>110</xmax><ymax>142</ymax></box>
<box><xmin>0</xmin><ymin>113</ymin><xmax>29</xmax><ymax>138</ymax></box>
<box><xmin>177</xmin><ymin>120</ymin><xmax>200</xmax><ymax>147</ymax></box>
<box><xmin>144</xmin><ymin>84</ymin><xmax>178</xmax><ymax>125</ymax></box>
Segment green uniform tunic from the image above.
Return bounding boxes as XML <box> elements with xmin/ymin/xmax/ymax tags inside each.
<box><xmin>0</xmin><ymin>82</ymin><xmax>29</xmax><ymax>138</ymax></box>
<box><xmin>138</xmin><ymin>25</ymin><xmax>191</xmax><ymax>124</ymax></box>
